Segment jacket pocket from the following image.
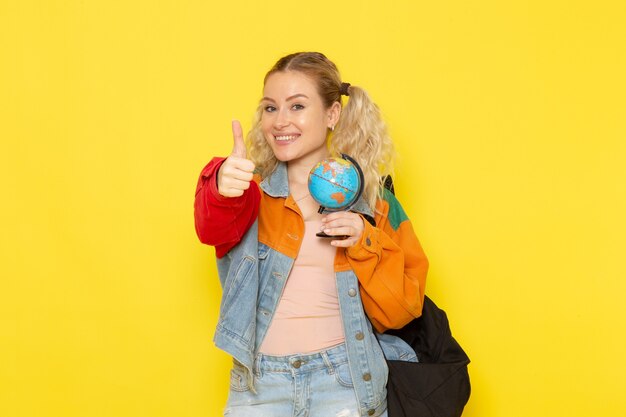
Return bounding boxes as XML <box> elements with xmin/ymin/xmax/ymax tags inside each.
<box><xmin>229</xmin><ymin>360</ymin><xmax>251</xmax><ymax>392</ymax></box>
<box><xmin>221</xmin><ymin>256</ymin><xmax>256</xmax><ymax>318</ymax></box>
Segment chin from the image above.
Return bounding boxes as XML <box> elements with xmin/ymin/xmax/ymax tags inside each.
<box><xmin>271</xmin><ymin>148</ymin><xmax>296</xmax><ymax>162</ymax></box>
<box><xmin>272</xmin><ymin>152</ymin><xmax>291</xmax><ymax>162</ymax></box>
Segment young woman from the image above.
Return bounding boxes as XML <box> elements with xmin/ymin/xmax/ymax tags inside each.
<box><xmin>194</xmin><ymin>52</ymin><xmax>428</xmax><ymax>417</ymax></box>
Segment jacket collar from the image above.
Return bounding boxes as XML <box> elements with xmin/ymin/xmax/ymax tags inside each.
<box><xmin>260</xmin><ymin>161</ymin><xmax>374</xmax><ymax>218</ymax></box>
<box><xmin>260</xmin><ymin>161</ymin><xmax>290</xmax><ymax>198</ymax></box>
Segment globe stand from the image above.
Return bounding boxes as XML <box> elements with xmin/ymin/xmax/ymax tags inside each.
<box><xmin>315</xmin><ymin>208</ymin><xmax>348</xmax><ymax>238</ymax></box>
<box><xmin>315</xmin><ymin>231</ymin><xmax>348</xmax><ymax>239</ymax></box>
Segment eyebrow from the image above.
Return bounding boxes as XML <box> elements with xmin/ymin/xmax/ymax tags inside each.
<box><xmin>261</xmin><ymin>93</ymin><xmax>309</xmax><ymax>103</ymax></box>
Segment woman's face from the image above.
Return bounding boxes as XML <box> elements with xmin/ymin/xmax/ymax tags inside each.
<box><xmin>261</xmin><ymin>71</ymin><xmax>339</xmax><ymax>168</ymax></box>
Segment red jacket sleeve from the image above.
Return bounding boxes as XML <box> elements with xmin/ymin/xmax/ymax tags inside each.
<box><xmin>194</xmin><ymin>157</ymin><xmax>261</xmax><ymax>258</ymax></box>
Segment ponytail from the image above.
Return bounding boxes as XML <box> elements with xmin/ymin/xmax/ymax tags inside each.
<box><xmin>331</xmin><ymin>85</ymin><xmax>396</xmax><ymax>211</ymax></box>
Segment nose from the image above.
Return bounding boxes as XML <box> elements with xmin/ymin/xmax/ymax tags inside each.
<box><xmin>273</xmin><ymin>108</ymin><xmax>290</xmax><ymax>129</ymax></box>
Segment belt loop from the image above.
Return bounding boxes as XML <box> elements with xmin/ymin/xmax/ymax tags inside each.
<box><xmin>321</xmin><ymin>350</ymin><xmax>335</xmax><ymax>375</ymax></box>
<box><xmin>254</xmin><ymin>353</ymin><xmax>263</xmax><ymax>378</ymax></box>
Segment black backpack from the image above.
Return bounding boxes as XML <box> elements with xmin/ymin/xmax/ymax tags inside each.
<box><xmin>378</xmin><ymin>177</ymin><xmax>471</xmax><ymax>417</ymax></box>
<box><xmin>385</xmin><ymin>295</ymin><xmax>471</xmax><ymax>417</ymax></box>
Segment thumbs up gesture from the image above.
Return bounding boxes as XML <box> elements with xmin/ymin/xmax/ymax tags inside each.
<box><xmin>217</xmin><ymin>120</ymin><xmax>256</xmax><ymax>198</ymax></box>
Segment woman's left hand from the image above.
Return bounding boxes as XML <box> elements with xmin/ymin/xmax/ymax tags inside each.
<box><xmin>321</xmin><ymin>211</ymin><xmax>365</xmax><ymax>247</ymax></box>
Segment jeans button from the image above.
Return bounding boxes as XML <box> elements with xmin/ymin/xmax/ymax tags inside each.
<box><xmin>348</xmin><ymin>288</ymin><xmax>357</xmax><ymax>297</ymax></box>
<box><xmin>292</xmin><ymin>360</ymin><xmax>302</xmax><ymax>369</ymax></box>
<box><xmin>355</xmin><ymin>331</ymin><xmax>364</xmax><ymax>341</ymax></box>
<box><xmin>363</xmin><ymin>373</ymin><xmax>371</xmax><ymax>381</ymax></box>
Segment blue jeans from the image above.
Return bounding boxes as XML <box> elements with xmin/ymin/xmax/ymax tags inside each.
<box><xmin>224</xmin><ymin>343</ymin><xmax>388</xmax><ymax>417</ymax></box>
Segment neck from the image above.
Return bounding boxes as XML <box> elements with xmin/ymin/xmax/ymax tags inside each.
<box><xmin>287</xmin><ymin>163</ymin><xmax>312</xmax><ymax>186</ymax></box>
<box><xmin>286</xmin><ymin>154</ymin><xmax>329</xmax><ymax>185</ymax></box>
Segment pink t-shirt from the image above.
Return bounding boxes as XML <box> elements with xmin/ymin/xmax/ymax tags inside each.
<box><xmin>259</xmin><ymin>219</ymin><xmax>345</xmax><ymax>355</ymax></box>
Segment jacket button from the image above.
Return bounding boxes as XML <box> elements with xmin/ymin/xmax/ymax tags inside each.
<box><xmin>292</xmin><ymin>360</ymin><xmax>302</xmax><ymax>368</ymax></box>
<box><xmin>367</xmin><ymin>410</ymin><xmax>375</xmax><ymax>416</ymax></box>
<box><xmin>355</xmin><ymin>332</ymin><xmax>364</xmax><ymax>341</ymax></box>
<box><xmin>348</xmin><ymin>288</ymin><xmax>357</xmax><ymax>297</ymax></box>
<box><xmin>363</xmin><ymin>373</ymin><xmax>371</xmax><ymax>381</ymax></box>
<box><xmin>365</xmin><ymin>237</ymin><xmax>371</xmax><ymax>246</ymax></box>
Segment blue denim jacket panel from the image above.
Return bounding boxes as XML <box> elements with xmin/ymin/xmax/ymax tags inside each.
<box><xmin>254</xmin><ymin>244</ymin><xmax>293</xmax><ymax>351</ymax></box>
<box><xmin>376</xmin><ymin>332</ymin><xmax>419</xmax><ymax>362</ymax></box>
<box><xmin>335</xmin><ymin>270</ymin><xmax>388</xmax><ymax>410</ymax></box>
<box><xmin>214</xmin><ymin>220</ymin><xmax>260</xmax><ymax>371</ymax></box>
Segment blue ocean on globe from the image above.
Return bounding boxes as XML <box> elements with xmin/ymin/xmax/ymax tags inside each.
<box><xmin>308</xmin><ymin>157</ymin><xmax>361</xmax><ymax>210</ymax></box>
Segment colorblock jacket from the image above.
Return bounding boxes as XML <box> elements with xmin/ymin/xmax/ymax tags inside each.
<box><xmin>194</xmin><ymin>157</ymin><xmax>429</xmax><ymax>416</ymax></box>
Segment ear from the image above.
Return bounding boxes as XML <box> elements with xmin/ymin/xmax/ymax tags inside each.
<box><xmin>327</xmin><ymin>101</ymin><xmax>341</xmax><ymax>129</ymax></box>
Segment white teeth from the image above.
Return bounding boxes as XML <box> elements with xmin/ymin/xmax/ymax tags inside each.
<box><xmin>275</xmin><ymin>135</ymin><xmax>298</xmax><ymax>141</ymax></box>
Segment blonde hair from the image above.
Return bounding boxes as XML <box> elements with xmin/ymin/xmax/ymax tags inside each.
<box><xmin>247</xmin><ymin>52</ymin><xmax>395</xmax><ymax>211</ymax></box>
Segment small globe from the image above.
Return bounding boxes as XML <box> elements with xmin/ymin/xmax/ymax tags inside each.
<box><xmin>308</xmin><ymin>156</ymin><xmax>363</xmax><ymax>211</ymax></box>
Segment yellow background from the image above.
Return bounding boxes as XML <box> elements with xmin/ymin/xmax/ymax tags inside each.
<box><xmin>2</xmin><ymin>1</ymin><xmax>625</xmax><ymax>416</ymax></box>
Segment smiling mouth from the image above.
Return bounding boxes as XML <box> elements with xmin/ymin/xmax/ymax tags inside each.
<box><xmin>274</xmin><ymin>134</ymin><xmax>300</xmax><ymax>142</ymax></box>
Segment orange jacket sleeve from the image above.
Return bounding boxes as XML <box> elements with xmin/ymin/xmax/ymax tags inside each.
<box><xmin>344</xmin><ymin>190</ymin><xmax>428</xmax><ymax>333</ymax></box>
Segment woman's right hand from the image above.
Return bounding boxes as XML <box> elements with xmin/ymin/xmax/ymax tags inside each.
<box><xmin>217</xmin><ymin>120</ymin><xmax>256</xmax><ymax>198</ymax></box>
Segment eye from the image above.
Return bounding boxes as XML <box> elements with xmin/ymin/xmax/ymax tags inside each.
<box><xmin>292</xmin><ymin>103</ymin><xmax>305</xmax><ymax>111</ymax></box>
<box><xmin>264</xmin><ymin>105</ymin><xmax>277</xmax><ymax>113</ymax></box>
